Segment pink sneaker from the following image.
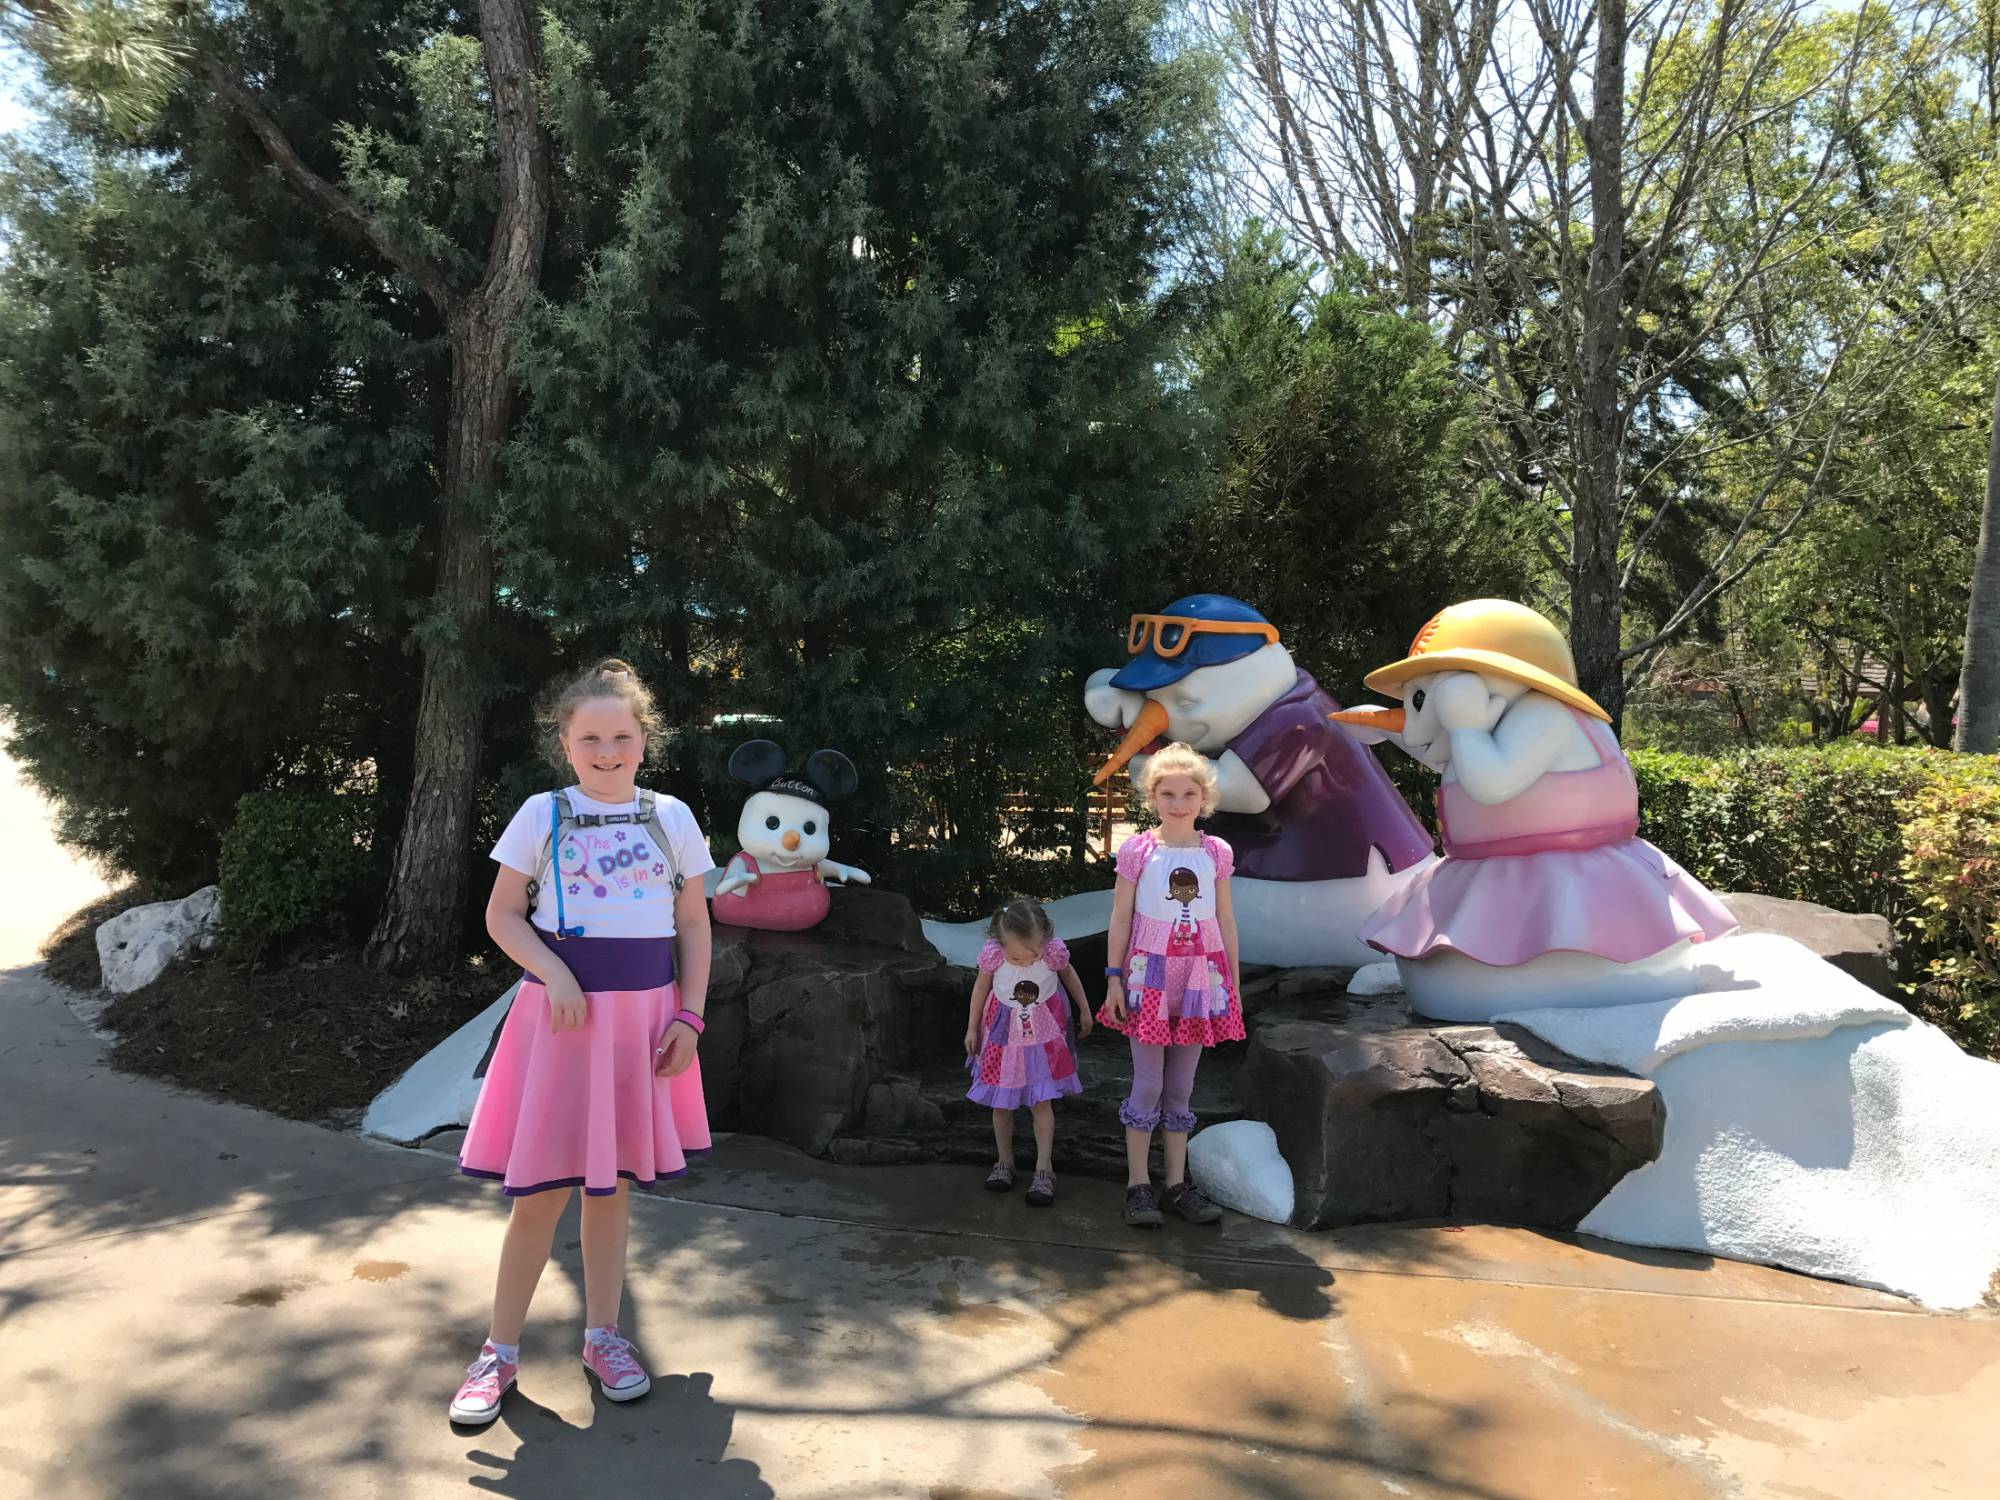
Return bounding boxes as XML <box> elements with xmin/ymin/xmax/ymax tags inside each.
<box><xmin>581</xmin><ymin>1325</ymin><xmax>651</xmax><ymax>1401</ymax></box>
<box><xmin>448</xmin><ymin>1342</ymin><xmax>517</xmax><ymax>1425</ymax></box>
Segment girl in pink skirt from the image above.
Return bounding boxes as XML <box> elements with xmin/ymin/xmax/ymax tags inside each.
<box><xmin>1098</xmin><ymin>743</ymin><xmax>1245</xmax><ymax>1229</ymax></box>
<box><xmin>965</xmin><ymin>897</ymin><xmax>1092</xmax><ymax>1206</ymax></box>
<box><xmin>448</xmin><ymin>657</ymin><xmax>717</xmax><ymax>1426</ymax></box>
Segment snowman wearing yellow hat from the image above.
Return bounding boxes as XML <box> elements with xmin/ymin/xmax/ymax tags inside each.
<box><xmin>1334</xmin><ymin>599</ymin><xmax>1739</xmax><ymax>1022</ymax></box>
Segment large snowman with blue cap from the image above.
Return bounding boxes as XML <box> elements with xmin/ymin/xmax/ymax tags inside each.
<box><xmin>1084</xmin><ymin>595</ymin><xmax>1435</xmax><ymax>968</ymax></box>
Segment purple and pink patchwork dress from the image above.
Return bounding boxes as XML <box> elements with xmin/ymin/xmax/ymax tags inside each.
<box><xmin>966</xmin><ymin>938</ymin><xmax>1082</xmax><ymax>1109</ymax></box>
<box><xmin>1096</xmin><ymin>832</ymin><xmax>1246</xmax><ymax>1048</ymax></box>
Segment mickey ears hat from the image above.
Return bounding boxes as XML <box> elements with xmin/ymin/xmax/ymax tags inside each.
<box><xmin>1110</xmin><ymin>594</ymin><xmax>1280</xmax><ymax>691</ymax></box>
<box><xmin>728</xmin><ymin>740</ymin><xmax>860</xmax><ymax>806</ymax></box>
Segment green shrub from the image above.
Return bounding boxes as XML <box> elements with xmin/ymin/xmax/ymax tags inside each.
<box><xmin>219</xmin><ymin>789</ymin><xmax>382</xmax><ymax>959</ymax></box>
<box><xmin>1900</xmin><ymin>769</ymin><xmax>2000</xmax><ymax>1055</ymax></box>
<box><xmin>1630</xmin><ymin>745</ymin><xmax>2000</xmax><ymax>1054</ymax></box>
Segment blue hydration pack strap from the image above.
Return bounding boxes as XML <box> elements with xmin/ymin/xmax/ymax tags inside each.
<box><xmin>550</xmin><ymin>791</ymin><xmax>586</xmax><ymax>940</ymax></box>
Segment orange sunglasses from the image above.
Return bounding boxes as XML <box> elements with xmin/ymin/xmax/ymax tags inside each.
<box><xmin>1126</xmin><ymin>613</ymin><xmax>1280</xmax><ymax>658</ymax></box>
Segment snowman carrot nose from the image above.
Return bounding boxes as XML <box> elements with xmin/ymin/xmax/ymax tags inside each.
<box><xmin>1093</xmin><ymin>699</ymin><xmax>1170</xmax><ymax>786</ymax></box>
<box><xmin>783</xmin><ymin>830</ymin><xmax>802</xmax><ymax>852</ymax></box>
<box><xmin>1329</xmin><ymin>707</ymin><xmax>1406</xmax><ymax>733</ymax></box>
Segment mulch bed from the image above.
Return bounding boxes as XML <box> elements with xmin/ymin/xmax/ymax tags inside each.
<box><xmin>92</xmin><ymin>943</ymin><xmax>506</xmax><ymax>1124</ymax></box>
<box><xmin>38</xmin><ymin>886</ymin><xmax>151</xmax><ymax>992</ymax></box>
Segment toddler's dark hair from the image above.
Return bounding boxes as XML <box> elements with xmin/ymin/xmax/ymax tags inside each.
<box><xmin>986</xmin><ymin>896</ymin><xmax>1053</xmax><ymax>950</ymax></box>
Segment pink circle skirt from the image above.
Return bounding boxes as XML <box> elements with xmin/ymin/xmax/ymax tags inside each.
<box><xmin>459</xmin><ymin>936</ymin><xmax>711</xmax><ymax>1196</ymax></box>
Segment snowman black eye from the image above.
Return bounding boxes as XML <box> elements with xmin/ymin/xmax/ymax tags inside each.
<box><xmin>804</xmin><ymin>820</ymin><xmax>818</xmax><ymax>836</ymax></box>
<box><xmin>1412</xmin><ymin>689</ymin><xmax>1427</xmax><ymax>713</ymax></box>
<box><xmin>765</xmin><ymin>815</ymin><xmax>780</xmax><ymax>830</ymax></box>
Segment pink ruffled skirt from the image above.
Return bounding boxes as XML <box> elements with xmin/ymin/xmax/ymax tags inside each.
<box><xmin>459</xmin><ymin>936</ymin><xmax>710</xmax><ymax>1196</ymax></box>
<box><xmin>1360</xmin><ymin>838</ymin><xmax>1738</xmax><ymax>967</ymax></box>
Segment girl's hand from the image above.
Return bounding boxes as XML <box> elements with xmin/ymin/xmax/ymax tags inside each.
<box><xmin>1101</xmin><ymin>979</ymin><xmax>1128</xmax><ymax>1027</ymax></box>
<box><xmin>546</xmin><ymin>972</ymin><xmax>587</xmax><ymax>1032</ymax></box>
<box><xmin>655</xmin><ymin>1018</ymin><xmax>700</xmax><ymax>1076</ymax></box>
<box><xmin>1077</xmin><ymin>1007</ymin><xmax>1094</xmax><ymax>1039</ymax></box>
<box><xmin>964</xmin><ymin>1025</ymin><xmax>981</xmax><ymax>1057</ymax></box>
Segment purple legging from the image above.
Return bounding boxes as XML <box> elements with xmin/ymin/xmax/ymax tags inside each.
<box><xmin>1120</xmin><ymin>1041</ymin><xmax>1202</xmax><ymax>1134</ymax></box>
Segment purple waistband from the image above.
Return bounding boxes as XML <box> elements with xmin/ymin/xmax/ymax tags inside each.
<box><xmin>525</xmin><ymin>935</ymin><xmax>676</xmax><ymax>992</ymax></box>
<box><xmin>1442</xmin><ymin>817</ymin><xmax>1640</xmax><ymax>861</ymax></box>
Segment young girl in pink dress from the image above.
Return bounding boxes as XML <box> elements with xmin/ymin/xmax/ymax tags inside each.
<box><xmin>1098</xmin><ymin>742</ymin><xmax>1245</xmax><ymax>1228</ymax></box>
<box><xmin>448</xmin><ymin>658</ymin><xmax>717</xmax><ymax>1426</ymax></box>
<box><xmin>964</xmin><ymin>898</ymin><xmax>1092</xmax><ymax>1206</ymax></box>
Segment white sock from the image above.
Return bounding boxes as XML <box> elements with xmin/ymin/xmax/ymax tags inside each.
<box><xmin>585</xmin><ymin>1324</ymin><xmax>615</xmax><ymax>1344</ymax></box>
<box><xmin>487</xmin><ymin>1340</ymin><xmax>519</xmax><ymax>1364</ymax></box>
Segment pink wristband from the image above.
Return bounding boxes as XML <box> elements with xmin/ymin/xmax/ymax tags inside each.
<box><xmin>672</xmin><ymin>1009</ymin><xmax>706</xmax><ymax>1035</ymax></box>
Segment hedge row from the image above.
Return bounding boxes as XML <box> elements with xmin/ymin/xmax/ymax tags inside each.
<box><xmin>1630</xmin><ymin>746</ymin><xmax>2000</xmax><ymax>1054</ymax></box>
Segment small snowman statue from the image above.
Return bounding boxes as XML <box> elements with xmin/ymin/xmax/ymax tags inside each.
<box><xmin>1332</xmin><ymin>599</ymin><xmax>1738</xmax><ymax>1021</ymax></box>
<box><xmin>1084</xmin><ymin>594</ymin><xmax>1434</xmax><ymax>968</ymax></box>
<box><xmin>712</xmin><ymin>740</ymin><xmax>871</xmax><ymax>932</ymax></box>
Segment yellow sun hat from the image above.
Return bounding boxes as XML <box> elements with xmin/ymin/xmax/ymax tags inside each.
<box><xmin>1360</xmin><ymin>599</ymin><xmax>1611</xmax><ymax>723</ymax></box>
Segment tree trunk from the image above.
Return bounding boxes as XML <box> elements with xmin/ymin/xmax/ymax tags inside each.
<box><xmin>365</xmin><ymin>0</ymin><xmax>551</xmax><ymax>970</ymax></box>
<box><xmin>364</xmin><ymin>315</ymin><xmax>508</xmax><ymax>970</ymax></box>
<box><xmin>1571</xmin><ymin>0</ymin><xmax>1629</xmax><ymax>728</ymax></box>
<box><xmin>1954</xmin><ymin>360</ymin><xmax>2000</xmax><ymax>752</ymax></box>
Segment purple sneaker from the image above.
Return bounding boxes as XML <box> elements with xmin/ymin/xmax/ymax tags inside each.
<box><xmin>1124</xmin><ymin>1183</ymin><xmax>1163</xmax><ymax>1228</ymax></box>
<box><xmin>582</xmin><ymin>1325</ymin><xmax>651</xmax><ymax>1401</ymax></box>
<box><xmin>1165</xmin><ymin>1181</ymin><xmax>1223</xmax><ymax>1224</ymax></box>
<box><xmin>1025</xmin><ymin>1168</ymin><xmax>1057</xmax><ymax>1207</ymax></box>
<box><xmin>448</xmin><ymin>1342</ymin><xmax>517</xmax><ymax>1425</ymax></box>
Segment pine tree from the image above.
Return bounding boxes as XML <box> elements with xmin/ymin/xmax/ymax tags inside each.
<box><xmin>0</xmin><ymin>33</ymin><xmax>439</xmax><ymax>887</ymax></box>
<box><xmin>499</xmin><ymin>0</ymin><xmax>1215</xmax><ymax>861</ymax></box>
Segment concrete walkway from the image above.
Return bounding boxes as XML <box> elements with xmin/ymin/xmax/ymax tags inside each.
<box><xmin>3</xmin><ymin>963</ymin><xmax>1997</xmax><ymax>1500</ymax></box>
<box><xmin>2</xmin><ymin>751</ymin><xmax>1997</xmax><ymax>1497</ymax></box>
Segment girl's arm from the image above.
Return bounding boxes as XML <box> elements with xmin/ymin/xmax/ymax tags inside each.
<box><xmin>1056</xmin><ymin>963</ymin><xmax>1092</xmax><ymax>1035</ymax></box>
<box><xmin>1103</xmin><ymin>875</ymin><xmax>1138</xmax><ymax>1021</ymax></box>
<box><xmin>964</xmin><ymin>970</ymin><xmax>994</xmax><ymax>1055</ymax></box>
<box><xmin>656</xmin><ymin>878</ymin><xmax>713</xmax><ymax>1077</ymax></box>
<box><xmin>486</xmin><ymin>866</ymin><xmax>585</xmax><ymax>1031</ymax></box>
<box><xmin>674</xmin><ymin>878</ymin><xmax>713</xmax><ymax>1017</ymax></box>
<box><xmin>1215</xmin><ymin>875</ymin><xmax>1242</xmax><ymax>991</ymax></box>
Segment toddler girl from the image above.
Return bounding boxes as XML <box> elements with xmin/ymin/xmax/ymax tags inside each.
<box><xmin>965</xmin><ymin>897</ymin><xmax>1091</xmax><ymax>1206</ymax></box>
<box><xmin>1098</xmin><ymin>742</ymin><xmax>1244</xmax><ymax>1227</ymax></box>
<box><xmin>448</xmin><ymin>658</ymin><xmax>717</xmax><ymax>1425</ymax></box>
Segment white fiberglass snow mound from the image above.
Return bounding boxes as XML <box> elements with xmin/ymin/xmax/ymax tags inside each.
<box><xmin>361</xmin><ymin>982</ymin><xmax>517</xmax><ymax>1145</ymax></box>
<box><xmin>923</xmin><ymin>889</ymin><xmax>1115</xmax><ymax>968</ymax></box>
<box><xmin>1187</xmin><ymin>1119</ymin><xmax>1294</xmax><ymax>1225</ymax></box>
<box><xmin>1498</xmin><ymin>933</ymin><xmax>2000</xmax><ymax>1308</ymax></box>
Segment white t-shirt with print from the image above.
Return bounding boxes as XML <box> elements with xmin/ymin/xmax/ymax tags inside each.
<box><xmin>491</xmin><ymin>787</ymin><xmax>717</xmax><ymax>939</ymax></box>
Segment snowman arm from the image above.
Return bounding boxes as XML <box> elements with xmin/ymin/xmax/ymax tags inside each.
<box><xmin>1212</xmin><ymin>750</ymin><xmax>1272</xmax><ymax>815</ymax></box>
<box><xmin>1448</xmin><ymin>697</ymin><xmax>1573</xmax><ymax>804</ymax></box>
<box><xmin>1084</xmin><ymin>668</ymin><xmax>1145</xmax><ymax>730</ymax></box>
<box><xmin>819</xmin><ymin>859</ymin><xmax>871</xmax><ymax>884</ymax></box>
<box><xmin>715</xmin><ymin>855</ymin><xmax>759</xmax><ymax>896</ymax></box>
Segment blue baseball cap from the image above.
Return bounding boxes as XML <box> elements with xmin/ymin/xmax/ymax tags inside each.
<box><xmin>1110</xmin><ymin>595</ymin><xmax>1279</xmax><ymax>691</ymax></box>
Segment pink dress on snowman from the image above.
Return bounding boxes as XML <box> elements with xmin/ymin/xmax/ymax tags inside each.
<box><xmin>1096</xmin><ymin>831</ymin><xmax>1246</xmax><ymax>1047</ymax></box>
<box><xmin>711</xmin><ymin>853</ymin><xmax>830</xmax><ymax>931</ymax></box>
<box><xmin>1360</xmin><ymin>708</ymin><xmax>1737</xmax><ymax>966</ymax></box>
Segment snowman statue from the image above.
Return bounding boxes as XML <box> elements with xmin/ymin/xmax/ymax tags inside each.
<box><xmin>712</xmin><ymin>740</ymin><xmax>871</xmax><ymax>932</ymax></box>
<box><xmin>1085</xmin><ymin>594</ymin><xmax>1435</xmax><ymax>968</ymax></box>
<box><xmin>1331</xmin><ymin>599</ymin><xmax>1739</xmax><ymax>1020</ymax></box>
